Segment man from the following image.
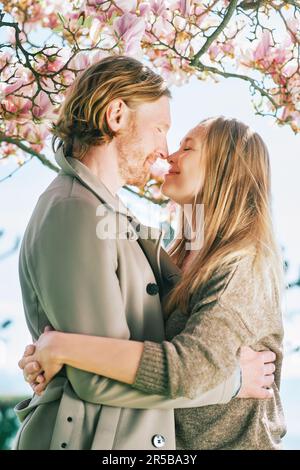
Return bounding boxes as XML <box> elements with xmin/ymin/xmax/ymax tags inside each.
<box><xmin>15</xmin><ymin>56</ymin><xmax>275</xmax><ymax>450</ymax></box>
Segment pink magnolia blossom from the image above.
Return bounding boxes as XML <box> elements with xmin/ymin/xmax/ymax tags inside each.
<box><xmin>42</xmin><ymin>0</ymin><xmax>74</xmax><ymax>29</ymax></box>
<box><xmin>150</xmin><ymin>158</ymin><xmax>170</xmax><ymax>178</ymax></box>
<box><xmin>0</xmin><ymin>52</ymin><xmax>11</xmax><ymax>69</ymax></box>
<box><xmin>178</xmin><ymin>0</ymin><xmax>192</xmax><ymax>17</ymax></box>
<box><xmin>221</xmin><ymin>41</ymin><xmax>235</xmax><ymax>57</ymax></box>
<box><xmin>20</xmin><ymin>121</ymin><xmax>51</xmax><ymax>152</ymax></box>
<box><xmin>7</xmin><ymin>28</ymin><xmax>27</xmax><ymax>46</ymax></box>
<box><xmin>148</xmin><ymin>0</ymin><xmax>167</xmax><ymax>17</ymax></box>
<box><xmin>114</xmin><ymin>0</ymin><xmax>137</xmax><ymax>13</ymax></box>
<box><xmin>151</xmin><ymin>16</ymin><xmax>174</xmax><ymax>39</ymax></box>
<box><xmin>253</xmin><ymin>30</ymin><xmax>272</xmax><ymax>62</ymax></box>
<box><xmin>139</xmin><ymin>2</ymin><xmax>151</xmax><ymax>17</ymax></box>
<box><xmin>173</xmin><ymin>15</ymin><xmax>187</xmax><ymax>31</ymax></box>
<box><xmin>241</xmin><ymin>32</ymin><xmax>292</xmax><ymax>72</ymax></box>
<box><xmin>287</xmin><ymin>75</ymin><xmax>300</xmax><ymax>107</ymax></box>
<box><xmin>89</xmin><ymin>49</ymin><xmax>110</xmax><ymax>65</ymax></box>
<box><xmin>42</xmin><ymin>12</ymin><xmax>60</xmax><ymax>29</ymax></box>
<box><xmin>282</xmin><ymin>62</ymin><xmax>298</xmax><ymax>78</ymax></box>
<box><xmin>32</xmin><ymin>91</ymin><xmax>56</xmax><ymax>119</ymax></box>
<box><xmin>286</xmin><ymin>17</ymin><xmax>300</xmax><ymax>43</ymax></box>
<box><xmin>1</xmin><ymin>95</ymin><xmax>32</xmax><ymax>120</ymax></box>
<box><xmin>69</xmin><ymin>51</ymin><xmax>91</xmax><ymax>71</ymax></box>
<box><xmin>68</xmin><ymin>50</ymin><xmax>109</xmax><ymax>74</ymax></box>
<box><xmin>89</xmin><ymin>18</ymin><xmax>102</xmax><ymax>45</ymax></box>
<box><xmin>2</xmin><ymin>0</ymin><xmax>300</xmax><ymax>176</ymax></box>
<box><xmin>34</xmin><ymin>48</ymin><xmax>68</xmax><ymax>74</ymax></box>
<box><xmin>5</xmin><ymin>0</ymin><xmax>44</xmax><ymax>25</ymax></box>
<box><xmin>209</xmin><ymin>44</ymin><xmax>223</xmax><ymax>61</ymax></box>
<box><xmin>114</xmin><ymin>13</ymin><xmax>145</xmax><ymax>55</ymax></box>
<box><xmin>1</xmin><ymin>143</ymin><xmax>15</xmax><ymax>158</ymax></box>
<box><xmin>1</xmin><ymin>78</ymin><xmax>28</xmax><ymax>97</ymax></box>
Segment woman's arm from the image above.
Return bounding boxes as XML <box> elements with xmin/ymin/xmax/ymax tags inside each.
<box><xmin>21</xmin><ymin>326</ymin><xmax>275</xmax><ymax>404</ymax></box>
<box><xmin>19</xmin><ymin>330</ymin><xmax>241</xmax><ymax>408</ymax></box>
<box><xmin>46</xmin><ymin>330</ymin><xmax>145</xmax><ymax>385</ymax></box>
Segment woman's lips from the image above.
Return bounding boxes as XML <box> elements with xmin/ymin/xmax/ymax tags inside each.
<box><xmin>165</xmin><ymin>172</ymin><xmax>179</xmax><ymax>177</ymax></box>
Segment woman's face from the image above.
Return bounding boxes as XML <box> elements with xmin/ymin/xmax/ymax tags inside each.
<box><xmin>161</xmin><ymin>126</ymin><xmax>205</xmax><ymax>205</ymax></box>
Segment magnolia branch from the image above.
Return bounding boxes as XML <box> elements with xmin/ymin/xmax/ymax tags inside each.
<box><xmin>123</xmin><ymin>184</ymin><xmax>168</xmax><ymax>206</ymax></box>
<box><xmin>0</xmin><ymin>134</ymin><xmax>60</xmax><ymax>172</ymax></box>
<box><xmin>238</xmin><ymin>1</ymin><xmax>267</xmax><ymax>10</ymax></box>
<box><xmin>0</xmin><ymin>0</ymin><xmax>300</xmax><ymax>192</ymax></box>
<box><xmin>194</xmin><ymin>62</ymin><xmax>279</xmax><ymax>110</ymax></box>
<box><xmin>191</xmin><ymin>0</ymin><xmax>239</xmax><ymax>65</ymax></box>
<box><xmin>0</xmin><ymin>157</ymin><xmax>32</xmax><ymax>183</ymax></box>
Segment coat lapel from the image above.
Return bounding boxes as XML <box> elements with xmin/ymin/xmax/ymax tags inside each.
<box><xmin>55</xmin><ymin>145</ymin><xmax>165</xmax><ymax>288</ymax></box>
<box><xmin>55</xmin><ymin>145</ymin><xmax>130</xmax><ymax>217</ymax></box>
<box><xmin>134</xmin><ymin>223</ymin><xmax>164</xmax><ymax>288</ymax></box>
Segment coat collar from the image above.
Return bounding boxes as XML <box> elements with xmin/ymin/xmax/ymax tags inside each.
<box><xmin>55</xmin><ymin>145</ymin><xmax>164</xmax><ymax>284</ymax></box>
<box><xmin>55</xmin><ymin>146</ymin><xmax>161</xmax><ymax>239</ymax></box>
<box><xmin>55</xmin><ymin>145</ymin><xmax>131</xmax><ymax>218</ymax></box>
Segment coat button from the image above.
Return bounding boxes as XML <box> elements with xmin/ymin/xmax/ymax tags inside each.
<box><xmin>126</xmin><ymin>231</ymin><xmax>135</xmax><ymax>239</ymax></box>
<box><xmin>67</xmin><ymin>416</ymin><xmax>72</xmax><ymax>422</ymax></box>
<box><xmin>146</xmin><ymin>283</ymin><xmax>159</xmax><ymax>295</ymax></box>
<box><xmin>152</xmin><ymin>434</ymin><xmax>166</xmax><ymax>448</ymax></box>
<box><xmin>61</xmin><ymin>442</ymin><xmax>67</xmax><ymax>448</ymax></box>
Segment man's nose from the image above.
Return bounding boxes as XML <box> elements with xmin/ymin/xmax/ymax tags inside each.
<box><xmin>157</xmin><ymin>139</ymin><xmax>169</xmax><ymax>160</ymax></box>
<box><xmin>166</xmin><ymin>151</ymin><xmax>176</xmax><ymax>163</ymax></box>
<box><xmin>157</xmin><ymin>150</ymin><xmax>169</xmax><ymax>160</ymax></box>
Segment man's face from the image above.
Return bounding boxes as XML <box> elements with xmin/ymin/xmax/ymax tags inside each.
<box><xmin>116</xmin><ymin>96</ymin><xmax>171</xmax><ymax>187</ymax></box>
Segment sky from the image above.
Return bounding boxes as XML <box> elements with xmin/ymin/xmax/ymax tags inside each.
<box><xmin>0</xmin><ymin>72</ymin><xmax>300</xmax><ymax>448</ymax></box>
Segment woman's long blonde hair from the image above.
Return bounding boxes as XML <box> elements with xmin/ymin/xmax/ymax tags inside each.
<box><xmin>164</xmin><ymin>116</ymin><xmax>283</xmax><ymax>316</ymax></box>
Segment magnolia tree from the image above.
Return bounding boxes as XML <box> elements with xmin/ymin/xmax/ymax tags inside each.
<box><xmin>1</xmin><ymin>0</ymin><xmax>300</xmax><ymax>205</ymax></box>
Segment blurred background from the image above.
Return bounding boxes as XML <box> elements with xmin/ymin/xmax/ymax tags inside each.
<box><xmin>1</xmin><ymin>74</ymin><xmax>300</xmax><ymax>450</ymax></box>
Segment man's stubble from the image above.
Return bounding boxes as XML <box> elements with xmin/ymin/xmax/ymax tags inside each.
<box><xmin>116</xmin><ymin>116</ymin><xmax>151</xmax><ymax>187</ymax></box>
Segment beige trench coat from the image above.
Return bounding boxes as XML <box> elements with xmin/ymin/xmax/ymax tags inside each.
<box><xmin>14</xmin><ymin>146</ymin><xmax>239</xmax><ymax>450</ymax></box>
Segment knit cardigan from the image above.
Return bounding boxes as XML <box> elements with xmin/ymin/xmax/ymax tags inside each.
<box><xmin>132</xmin><ymin>253</ymin><xmax>287</xmax><ymax>449</ymax></box>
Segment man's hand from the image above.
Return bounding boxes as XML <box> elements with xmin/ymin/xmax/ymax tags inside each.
<box><xmin>18</xmin><ymin>326</ymin><xmax>63</xmax><ymax>395</ymax></box>
<box><xmin>237</xmin><ymin>346</ymin><xmax>276</xmax><ymax>399</ymax></box>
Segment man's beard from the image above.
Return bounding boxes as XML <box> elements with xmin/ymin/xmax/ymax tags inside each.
<box><xmin>116</xmin><ymin>117</ymin><xmax>150</xmax><ymax>187</ymax></box>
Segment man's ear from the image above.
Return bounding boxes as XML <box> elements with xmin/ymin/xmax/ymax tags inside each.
<box><xmin>106</xmin><ymin>99</ymin><xmax>131</xmax><ymax>133</ymax></box>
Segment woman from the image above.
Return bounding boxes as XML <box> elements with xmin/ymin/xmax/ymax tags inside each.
<box><xmin>19</xmin><ymin>116</ymin><xmax>286</xmax><ymax>449</ymax></box>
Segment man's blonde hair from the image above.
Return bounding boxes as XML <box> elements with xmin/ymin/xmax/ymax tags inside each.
<box><xmin>52</xmin><ymin>56</ymin><xmax>171</xmax><ymax>159</ymax></box>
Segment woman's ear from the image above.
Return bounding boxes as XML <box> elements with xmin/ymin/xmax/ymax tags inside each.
<box><xmin>106</xmin><ymin>99</ymin><xmax>131</xmax><ymax>132</ymax></box>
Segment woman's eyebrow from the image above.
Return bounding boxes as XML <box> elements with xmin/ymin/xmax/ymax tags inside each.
<box><xmin>179</xmin><ymin>137</ymin><xmax>194</xmax><ymax>146</ymax></box>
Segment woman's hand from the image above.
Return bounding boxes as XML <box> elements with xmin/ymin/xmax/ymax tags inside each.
<box><xmin>18</xmin><ymin>327</ymin><xmax>64</xmax><ymax>395</ymax></box>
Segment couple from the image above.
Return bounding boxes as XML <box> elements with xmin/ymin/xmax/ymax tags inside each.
<box><xmin>15</xmin><ymin>56</ymin><xmax>286</xmax><ymax>450</ymax></box>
